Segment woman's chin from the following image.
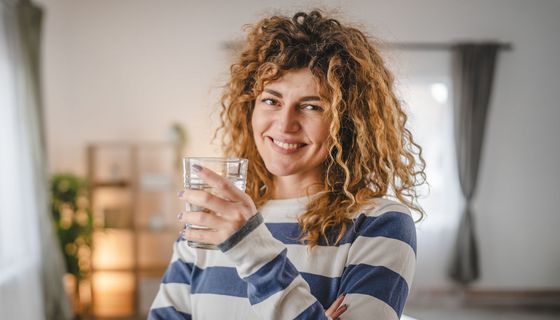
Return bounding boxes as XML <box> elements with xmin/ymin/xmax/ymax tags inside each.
<box><xmin>265</xmin><ymin>163</ymin><xmax>297</xmax><ymax>178</ymax></box>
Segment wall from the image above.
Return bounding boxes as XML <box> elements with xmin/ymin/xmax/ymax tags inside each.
<box><xmin>38</xmin><ymin>0</ymin><xmax>560</xmax><ymax>290</ymax></box>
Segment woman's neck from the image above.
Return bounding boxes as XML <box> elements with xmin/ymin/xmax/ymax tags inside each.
<box><xmin>271</xmin><ymin>174</ymin><xmax>322</xmax><ymax>199</ymax></box>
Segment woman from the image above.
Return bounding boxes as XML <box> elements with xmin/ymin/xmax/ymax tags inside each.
<box><xmin>149</xmin><ymin>10</ymin><xmax>426</xmax><ymax>320</ymax></box>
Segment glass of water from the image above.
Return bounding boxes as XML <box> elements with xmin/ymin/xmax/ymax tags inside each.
<box><xmin>182</xmin><ymin>157</ymin><xmax>248</xmax><ymax>249</ymax></box>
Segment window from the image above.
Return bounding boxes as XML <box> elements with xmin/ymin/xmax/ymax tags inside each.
<box><xmin>389</xmin><ymin>50</ymin><xmax>462</xmax><ymax>288</ymax></box>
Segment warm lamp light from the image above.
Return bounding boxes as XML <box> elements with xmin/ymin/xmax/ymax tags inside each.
<box><xmin>91</xmin><ymin>229</ymin><xmax>135</xmax><ymax>316</ymax></box>
<box><xmin>92</xmin><ymin>230</ymin><xmax>134</xmax><ymax>269</ymax></box>
<box><xmin>92</xmin><ymin>272</ymin><xmax>135</xmax><ymax>316</ymax></box>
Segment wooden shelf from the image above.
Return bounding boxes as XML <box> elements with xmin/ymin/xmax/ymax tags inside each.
<box><xmin>87</xmin><ymin>142</ymin><xmax>181</xmax><ymax>318</ymax></box>
<box><xmin>94</xmin><ymin>226</ymin><xmax>179</xmax><ymax>233</ymax></box>
<box><xmin>91</xmin><ymin>266</ymin><xmax>168</xmax><ymax>273</ymax></box>
<box><xmin>92</xmin><ymin>180</ymin><xmax>130</xmax><ymax>188</ymax></box>
<box><xmin>136</xmin><ymin>226</ymin><xmax>179</xmax><ymax>233</ymax></box>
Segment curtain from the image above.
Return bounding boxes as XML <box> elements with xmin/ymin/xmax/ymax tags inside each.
<box><xmin>449</xmin><ymin>43</ymin><xmax>500</xmax><ymax>284</ymax></box>
<box><xmin>0</xmin><ymin>0</ymin><xmax>72</xmax><ymax>319</ymax></box>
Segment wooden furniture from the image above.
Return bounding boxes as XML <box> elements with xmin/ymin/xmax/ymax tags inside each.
<box><xmin>86</xmin><ymin>142</ymin><xmax>182</xmax><ymax>318</ymax></box>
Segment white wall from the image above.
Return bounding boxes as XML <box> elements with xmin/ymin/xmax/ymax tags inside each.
<box><xmin>38</xmin><ymin>0</ymin><xmax>560</xmax><ymax>290</ymax></box>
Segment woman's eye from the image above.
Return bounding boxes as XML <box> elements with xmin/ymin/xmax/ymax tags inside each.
<box><xmin>302</xmin><ymin>104</ymin><xmax>323</xmax><ymax>112</ymax></box>
<box><xmin>261</xmin><ymin>98</ymin><xmax>278</xmax><ymax>106</ymax></box>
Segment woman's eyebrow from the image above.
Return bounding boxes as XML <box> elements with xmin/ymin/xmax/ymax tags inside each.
<box><xmin>263</xmin><ymin>88</ymin><xmax>321</xmax><ymax>101</ymax></box>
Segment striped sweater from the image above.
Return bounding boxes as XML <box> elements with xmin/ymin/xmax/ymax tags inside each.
<box><xmin>149</xmin><ymin>196</ymin><xmax>417</xmax><ymax>320</ymax></box>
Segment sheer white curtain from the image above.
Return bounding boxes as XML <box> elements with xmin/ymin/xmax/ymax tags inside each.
<box><xmin>1</xmin><ymin>1</ymin><xmax>71</xmax><ymax>319</ymax></box>
<box><xmin>0</xmin><ymin>3</ymin><xmax>44</xmax><ymax>319</ymax></box>
<box><xmin>388</xmin><ymin>50</ymin><xmax>462</xmax><ymax>290</ymax></box>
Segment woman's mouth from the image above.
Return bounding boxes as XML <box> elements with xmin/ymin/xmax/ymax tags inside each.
<box><xmin>267</xmin><ymin>137</ymin><xmax>307</xmax><ymax>154</ymax></box>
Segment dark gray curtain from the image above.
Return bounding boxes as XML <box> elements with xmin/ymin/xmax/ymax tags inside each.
<box><xmin>449</xmin><ymin>43</ymin><xmax>500</xmax><ymax>284</ymax></box>
<box><xmin>3</xmin><ymin>0</ymin><xmax>72</xmax><ymax>318</ymax></box>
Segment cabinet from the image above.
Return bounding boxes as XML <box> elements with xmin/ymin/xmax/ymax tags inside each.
<box><xmin>86</xmin><ymin>142</ymin><xmax>182</xmax><ymax>318</ymax></box>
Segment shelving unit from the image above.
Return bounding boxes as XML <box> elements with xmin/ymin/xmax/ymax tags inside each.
<box><xmin>86</xmin><ymin>142</ymin><xmax>182</xmax><ymax>318</ymax></box>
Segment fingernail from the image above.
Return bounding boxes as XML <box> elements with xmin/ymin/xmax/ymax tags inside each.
<box><xmin>177</xmin><ymin>190</ymin><xmax>185</xmax><ymax>197</ymax></box>
<box><xmin>192</xmin><ymin>164</ymin><xmax>202</xmax><ymax>173</ymax></box>
<box><xmin>176</xmin><ymin>212</ymin><xmax>184</xmax><ymax>219</ymax></box>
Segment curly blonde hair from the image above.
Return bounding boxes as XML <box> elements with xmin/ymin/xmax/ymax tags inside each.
<box><xmin>216</xmin><ymin>10</ymin><xmax>426</xmax><ymax>248</ymax></box>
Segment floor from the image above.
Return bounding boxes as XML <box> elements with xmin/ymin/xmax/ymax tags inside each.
<box><xmin>88</xmin><ymin>307</ymin><xmax>560</xmax><ymax>320</ymax></box>
<box><xmin>85</xmin><ymin>306</ymin><xmax>560</xmax><ymax>319</ymax></box>
<box><xmin>403</xmin><ymin>306</ymin><xmax>560</xmax><ymax>320</ymax></box>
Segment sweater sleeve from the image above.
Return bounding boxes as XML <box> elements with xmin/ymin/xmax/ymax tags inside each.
<box><xmin>219</xmin><ymin>205</ymin><xmax>417</xmax><ymax>320</ymax></box>
<box><xmin>148</xmin><ymin>237</ymin><xmax>195</xmax><ymax>320</ymax></box>
<box><xmin>219</xmin><ymin>213</ymin><xmax>330</xmax><ymax>319</ymax></box>
<box><xmin>339</xmin><ymin>205</ymin><xmax>417</xmax><ymax>319</ymax></box>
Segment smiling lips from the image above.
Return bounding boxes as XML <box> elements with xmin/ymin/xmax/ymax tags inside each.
<box><xmin>267</xmin><ymin>137</ymin><xmax>307</xmax><ymax>154</ymax></box>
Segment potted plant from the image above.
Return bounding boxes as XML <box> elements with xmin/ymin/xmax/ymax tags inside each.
<box><xmin>50</xmin><ymin>174</ymin><xmax>93</xmax><ymax>314</ymax></box>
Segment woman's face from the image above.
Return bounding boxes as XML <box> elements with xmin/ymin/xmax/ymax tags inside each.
<box><xmin>251</xmin><ymin>68</ymin><xmax>331</xmax><ymax>182</ymax></box>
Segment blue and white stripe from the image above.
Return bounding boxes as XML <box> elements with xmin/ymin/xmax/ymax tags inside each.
<box><xmin>149</xmin><ymin>197</ymin><xmax>416</xmax><ymax>320</ymax></box>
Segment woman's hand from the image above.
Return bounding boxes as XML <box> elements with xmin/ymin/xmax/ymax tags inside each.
<box><xmin>178</xmin><ymin>164</ymin><xmax>258</xmax><ymax>246</ymax></box>
<box><xmin>326</xmin><ymin>294</ymin><xmax>348</xmax><ymax>320</ymax></box>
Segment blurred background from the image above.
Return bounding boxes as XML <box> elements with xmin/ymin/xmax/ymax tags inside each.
<box><xmin>1</xmin><ymin>0</ymin><xmax>559</xmax><ymax>319</ymax></box>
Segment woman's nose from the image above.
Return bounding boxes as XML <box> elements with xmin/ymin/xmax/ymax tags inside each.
<box><xmin>275</xmin><ymin>107</ymin><xmax>300</xmax><ymax>133</ymax></box>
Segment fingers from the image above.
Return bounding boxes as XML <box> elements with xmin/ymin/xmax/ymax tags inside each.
<box><xmin>191</xmin><ymin>164</ymin><xmax>246</xmax><ymax>202</ymax></box>
<box><xmin>180</xmin><ymin>188</ymin><xmax>238</xmax><ymax>218</ymax></box>
<box><xmin>326</xmin><ymin>294</ymin><xmax>344</xmax><ymax>312</ymax></box>
<box><xmin>178</xmin><ymin>210</ymin><xmax>238</xmax><ymax>245</ymax></box>
<box><xmin>179</xmin><ymin>210</ymin><xmax>224</xmax><ymax>229</ymax></box>
<box><xmin>182</xmin><ymin>225</ymin><xmax>220</xmax><ymax>245</ymax></box>
<box><xmin>326</xmin><ymin>295</ymin><xmax>347</xmax><ymax>320</ymax></box>
<box><xmin>331</xmin><ymin>304</ymin><xmax>348</xmax><ymax>319</ymax></box>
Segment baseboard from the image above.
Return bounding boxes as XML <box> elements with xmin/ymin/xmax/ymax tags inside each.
<box><xmin>407</xmin><ymin>288</ymin><xmax>560</xmax><ymax>308</ymax></box>
<box><xmin>464</xmin><ymin>289</ymin><xmax>560</xmax><ymax>308</ymax></box>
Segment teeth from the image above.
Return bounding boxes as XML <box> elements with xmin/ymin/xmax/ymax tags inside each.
<box><xmin>273</xmin><ymin>139</ymin><xmax>301</xmax><ymax>150</ymax></box>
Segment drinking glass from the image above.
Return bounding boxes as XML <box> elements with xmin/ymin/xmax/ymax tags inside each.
<box><xmin>182</xmin><ymin>157</ymin><xmax>248</xmax><ymax>249</ymax></box>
